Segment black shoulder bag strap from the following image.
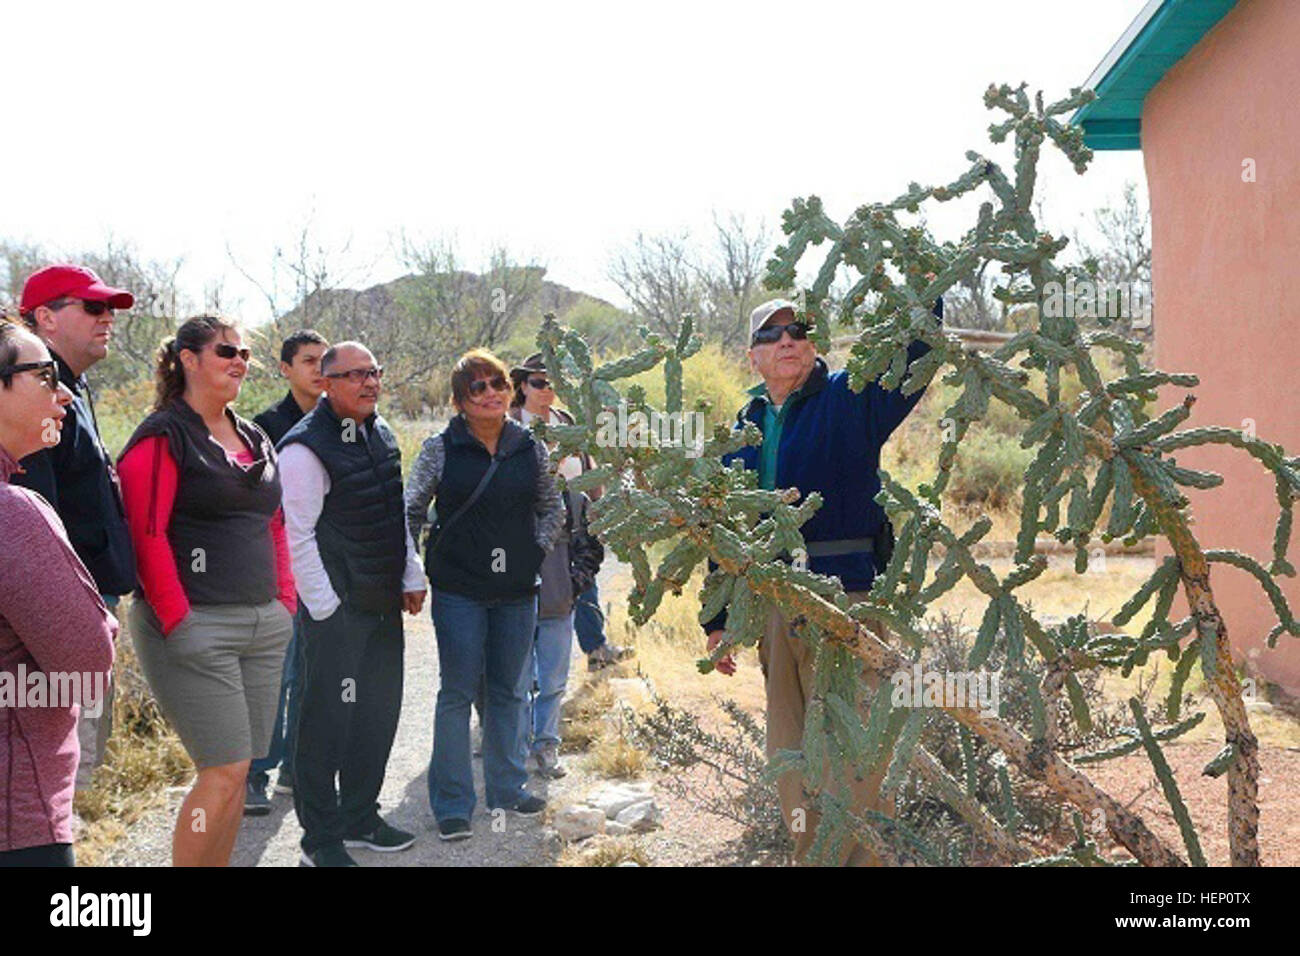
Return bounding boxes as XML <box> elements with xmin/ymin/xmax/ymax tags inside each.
<box><xmin>428</xmin><ymin>432</ymin><xmax>500</xmax><ymax>556</ymax></box>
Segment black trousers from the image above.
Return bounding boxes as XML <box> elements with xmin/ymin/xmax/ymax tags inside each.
<box><xmin>293</xmin><ymin>604</ymin><xmax>404</xmax><ymax>853</ymax></box>
<box><xmin>0</xmin><ymin>842</ymin><xmax>74</xmax><ymax>867</ymax></box>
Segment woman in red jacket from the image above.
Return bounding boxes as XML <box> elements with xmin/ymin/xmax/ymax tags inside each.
<box><xmin>118</xmin><ymin>315</ymin><xmax>295</xmax><ymax>867</ymax></box>
<box><xmin>0</xmin><ymin>320</ymin><xmax>117</xmax><ymax>867</ymax></box>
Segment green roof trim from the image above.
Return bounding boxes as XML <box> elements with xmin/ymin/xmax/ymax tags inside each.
<box><xmin>1071</xmin><ymin>0</ymin><xmax>1238</xmax><ymax>150</ymax></box>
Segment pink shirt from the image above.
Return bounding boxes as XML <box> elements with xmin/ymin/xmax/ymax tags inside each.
<box><xmin>1</xmin><ymin>444</ymin><xmax>117</xmax><ymax>851</ymax></box>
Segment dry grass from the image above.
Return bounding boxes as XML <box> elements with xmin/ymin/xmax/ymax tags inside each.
<box><xmin>586</xmin><ymin>734</ymin><xmax>649</xmax><ymax>779</ymax></box>
<box><xmin>73</xmin><ymin>599</ymin><xmax>193</xmax><ymax>866</ymax></box>
<box><xmin>559</xmin><ymin>680</ymin><xmax>617</xmax><ymax>753</ymax></box>
<box><xmin>558</xmin><ymin>665</ymin><xmax>651</xmax><ymax>777</ymax></box>
<box><xmin>558</xmin><ymin>835</ymin><xmax>651</xmax><ymax>867</ymax></box>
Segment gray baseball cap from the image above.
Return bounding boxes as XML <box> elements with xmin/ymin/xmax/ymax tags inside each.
<box><xmin>749</xmin><ymin>298</ymin><xmax>799</xmax><ymax>339</ymax></box>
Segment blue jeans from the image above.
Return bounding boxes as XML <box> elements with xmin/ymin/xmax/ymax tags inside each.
<box><xmin>429</xmin><ymin>588</ymin><xmax>537</xmax><ymax>822</ymax></box>
<box><xmin>250</xmin><ymin>610</ymin><xmax>302</xmax><ymax>783</ymax></box>
<box><xmin>530</xmin><ymin>612</ymin><xmax>575</xmax><ymax>752</ymax></box>
<box><xmin>574</xmin><ymin>582</ymin><xmax>606</xmax><ymax>655</ymax></box>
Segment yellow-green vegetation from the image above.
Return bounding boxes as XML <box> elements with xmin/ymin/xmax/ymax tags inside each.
<box><xmin>587</xmin><ymin>734</ymin><xmax>649</xmax><ymax>779</ymax></box>
<box><xmin>559</xmin><ymin>680</ymin><xmax>618</xmax><ymax>754</ymax></box>
<box><xmin>558</xmin><ymin>835</ymin><xmax>651</xmax><ymax>867</ymax></box>
<box><xmin>73</xmin><ymin>601</ymin><xmax>193</xmax><ymax>867</ymax></box>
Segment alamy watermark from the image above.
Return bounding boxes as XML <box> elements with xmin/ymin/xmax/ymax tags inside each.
<box><xmin>595</xmin><ymin>401</ymin><xmax>706</xmax><ymax>458</ymax></box>
<box><xmin>891</xmin><ymin>663</ymin><xmax>1001</xmax><ymax>717</ymax></box>
<box><xmin>0</xmin><ymin>664</ymin><xmax>108</xmax><ymax>717</ymax></box>
<box><xmin>1042</xmin><ymin>277</ymin><xmax>1149</xmax><ymax>328</ymax></box>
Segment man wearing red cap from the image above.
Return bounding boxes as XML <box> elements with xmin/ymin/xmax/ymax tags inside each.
<box><xmin>13</xmin><ymin>265</ymin><xmax>137</xmax><ymax>793</ymax></box>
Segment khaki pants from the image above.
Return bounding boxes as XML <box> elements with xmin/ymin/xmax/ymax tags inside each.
<box><xmin>759</xmin><ymin>590</ymin><xmax>891</xmax><ymax>866</ymax></box>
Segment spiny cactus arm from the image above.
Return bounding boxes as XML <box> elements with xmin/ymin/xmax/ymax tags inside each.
<box><xmin>1130</xmin><ymin>698</ymin><xmax>1208</xmax><ymax>867</ymax></box>
<box><xmin>909</xmin><ymin>737</ymin><xmax>1032</xmax><ymax>864</ymax></box>
<box><xmin>1018</xmin><ymin>810</ymin><xmax>1132</xmax><ymax>868</ymax></box>
<box><xmin>1204</xmin><ymin>550</ymin><xmax>1300</xmax><ymax>647</ymax></box>
<box><xmin>740</xmin><ymin>563</ymin><xmax>1186</xmax><ymax>866</ymax></box>
<box><xmin>1152</xmin><ymin>427</ymin><xmax>1300</xmax><ymax>577</ymax></box>
<box><xmin>1122</xmin><ymin>436</ymin><xmax>1261</xmax><ymax>866</ymax></box>
<box><xmin>1074</xmin><ymin>711</ymin><xmax>1205</xmax><ymax>764</ymax></box>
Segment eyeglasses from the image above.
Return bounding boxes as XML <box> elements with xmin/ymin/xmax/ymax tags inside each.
<box><xmin>751</xmin><ymin>321</ymin><xmax>814</xmax><ymax>347</ymax></box>
<box><xmin>48</xmin><ymin>298</ymin><xmax>112</xmax><ymax>317</ymax></box>
<box><xmin>0</xmin><ymin>360</ymin><xmax>59</xmax><ymax>392</ymax></box>
<box><xmin>527</xmin><ymin>376</ymin><xmax>552</xmax><ymax>390</ymax></box>
<box><xmin>326</xmin><ymin>366</ymin><xmax>384</xmax><ymax>383</ymax></box>
<box><xmin>213</xmin><ymin>342</ymin><xmax>253</xmax><ymax>362</ymax></box>
<box><xmin>468</xmin><ymin>375</ymin><xmax>510</xmax><ymax>396</ymax></box>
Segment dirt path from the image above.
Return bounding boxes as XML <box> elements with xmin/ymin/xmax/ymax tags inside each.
<box><xmin>107</xmin><ymin>593</ymin><xmax>611</xmax><ymax>867</ymax></box>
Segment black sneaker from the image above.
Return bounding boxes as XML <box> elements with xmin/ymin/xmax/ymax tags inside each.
<box><xmin>344</xmin><ymin>820</ymin><xmax>416</xmax><ymax>852</ymax></box>
<box><xmin>505</xmin><ymin>794</ymin><xmax>547</xmax><ymax>817</ymax></box>
<box><xmin>299</xmin><ymin>844</ymin><xmax>359</xmax><ymax>867</ymax></box>
<box><xmin>244</xmin><ymin>778</ymin><xmax>272</xmax><ymax>816</ymax></box>
<box><xmin>437</xmin><ymin>818</ymin><xmax>472</xmax><ymax>842</ymax></box>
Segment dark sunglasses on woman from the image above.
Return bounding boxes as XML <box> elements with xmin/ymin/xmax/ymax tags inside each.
<box><xmin>0</xmin><ymin>360</ymin><xmax>59</xmax><ymax>391</ymax></box>
<box><xmin>527</xmin><ymin>376</ymin><xmax>552</xmax><ymax>390</ymax></box>
<box><xmin>213</xmin><ymin>343</ymin><xmax>253</xmax><ymax>362</ymax></box>
<box><xmin>751</xmin><ymin>321</ymin><xmax>814</xmax><ymax>346</ymax></box>
<box><xmin>468</xmin><ymin>375</ymin><xmax>510</xmax><ymax>396</ymax></box>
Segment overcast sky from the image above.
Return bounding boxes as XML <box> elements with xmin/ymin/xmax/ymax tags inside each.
<box><xmin>5</xmin><ymin>0</ymin><xmax>1151</xmax><ymax>318</ymax></box>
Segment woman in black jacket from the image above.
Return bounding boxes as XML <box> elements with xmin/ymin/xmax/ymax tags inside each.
<box><xmin>404</xmin><ymin>348</ymin><xmax>563</xmax><ymax>842</ymax></box>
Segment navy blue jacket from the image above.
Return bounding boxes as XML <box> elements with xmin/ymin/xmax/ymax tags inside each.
<box><xmin>702</xmin><ymin>331</ymin><xmax>935</xmax><ymax>634</ymax></box>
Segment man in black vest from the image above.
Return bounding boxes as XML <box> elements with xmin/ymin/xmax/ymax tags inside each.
<box><xmin>278</xmin><ymin>341</ymin><xmax>427</xmax><ymax>867</ymax></box>
<box><xmin>14</xmin><ymin>264</ymin><xmax>137</xmax><ymax>793</ymax></box>
<box><xmin>243</xmin><ymin>329</ymin><xmax>329</xmax><ymax>815</ymax></box>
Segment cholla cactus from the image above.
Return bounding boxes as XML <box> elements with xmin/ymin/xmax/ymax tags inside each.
<box><xmin>536</xmin><ymin>83</ymin><xmax>1299</xmax><ymax>867</ymax></box>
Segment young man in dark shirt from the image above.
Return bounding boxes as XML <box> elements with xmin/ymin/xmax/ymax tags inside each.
<box><xmin>244</xmin><ymin>329</ymin><xmax>329</xmax><ymax>814</ymax></box>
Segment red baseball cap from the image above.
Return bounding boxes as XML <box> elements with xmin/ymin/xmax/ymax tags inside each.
<box><xmin>19</xmin><ymin>264</ymin><xmax>134</xmax><ymax>315</ymax></box>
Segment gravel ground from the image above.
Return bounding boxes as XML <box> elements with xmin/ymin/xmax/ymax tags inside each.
<box><xmin>107</xmin><ymin>580</ymin><xmax>627</xmax><ymax>867</ymax></box>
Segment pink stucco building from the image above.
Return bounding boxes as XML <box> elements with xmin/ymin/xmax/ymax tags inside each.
<box><xmin>1074</xmin><ymin>0</ymin><xmax>1300</xmax><ymax>698</ymax></box>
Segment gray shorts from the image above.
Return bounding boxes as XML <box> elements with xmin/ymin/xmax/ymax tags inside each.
<box><xmin>130</xmin><ymin>599</ymin><xmax>293</xmax><ymax>770</ymax></box>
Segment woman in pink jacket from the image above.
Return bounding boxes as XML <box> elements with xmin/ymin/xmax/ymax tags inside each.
<box><xmin>0</xmin><ymin>320</ymin><xmax>118</xmax><ymax>867</ymax></box>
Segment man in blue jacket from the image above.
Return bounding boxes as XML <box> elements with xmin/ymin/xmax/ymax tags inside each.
<box><xmin>704</xmin><ymin>296</ymin><xmax>937</xmax><ymax>865</ymax></box>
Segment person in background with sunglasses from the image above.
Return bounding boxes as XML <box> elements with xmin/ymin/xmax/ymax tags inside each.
<box><xmin>511</xmin><ymin>354</ymin><xmax>634</xmax><ymax>679</ymax></box>
<box><xmin>0</xmin><ymin>319</ymin><xmax>117</xmax><ymax>867</ymax></box>
<box><xmin>702</xmin><ymin>296</ymin><xmax>941</xmax><ymax>866</ymax></box>
<box><xmin>12</xmin><ymin>265</ymin><xmax>137</xmax><ymax>796</ymax></box>
<box><xmin>116</xmin><ymin>315</ymin><xmax>296</xmax><ymax>866</ymax></box>
<box><xmin>243</xmin><ymin>328</ymin><xmax>330</xmax><ymax>816</ymax></box>
<box><xmin>278</xmin><ymin>341</ymin><xmax>425</xmax><ymax>866</ymax></box>
<box><xmin>405</xmin><ymin>349</ymin><xmax>563</xmax><ymax>842</ymax></box>
<box><xmin>507</xmin><ymin>354</ymin><xmax>613</xmax><ymax>779</ymax></box>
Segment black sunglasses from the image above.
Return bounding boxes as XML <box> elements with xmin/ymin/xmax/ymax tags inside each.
<box><xmin>469</xmin><ymin>375</ymin><xmax>510</xmax><ymax>396</ymax></box>
<box><xmin>526</xmin><ymin>376</ymin><xmax>552</xmax><ymax>390</ymax></box>
<box><xmin>0</xmin><ymin>360</ymin><xmax>59</xmax><ymax>392</ymax></box>
<box><xmin>326</xmin><ymin>366</ymin><xmax>384</xmax><ymax>383</ymax></box>
<box><xmin>213</xmin><ymin>342</ymin><xmax>253</xmax><ymax>362</ymax></box>
<box><xmin>751</xmin><ymin>321</ymin><xmax>814</xmax><ymax>346</ymax></box>
<box><xmin>49</xmin><ymin>298</ymin><xmax>113</xmax><ymax>316</ymax></box>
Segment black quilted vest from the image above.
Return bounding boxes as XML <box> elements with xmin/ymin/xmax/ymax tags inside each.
<box><xmin>119</xmin><ymin>399</ymin><xmax>280</xmax><ymax>607</ymax></box>
<box><xmin>279</xmin><ymin>397</ymin><xmax>407</xmax><ymax>613</ymax></box>
<box><xmin>425</xmin><ymin>415</ymin><xmax>545</xmax><ymax>601</ymax></box>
